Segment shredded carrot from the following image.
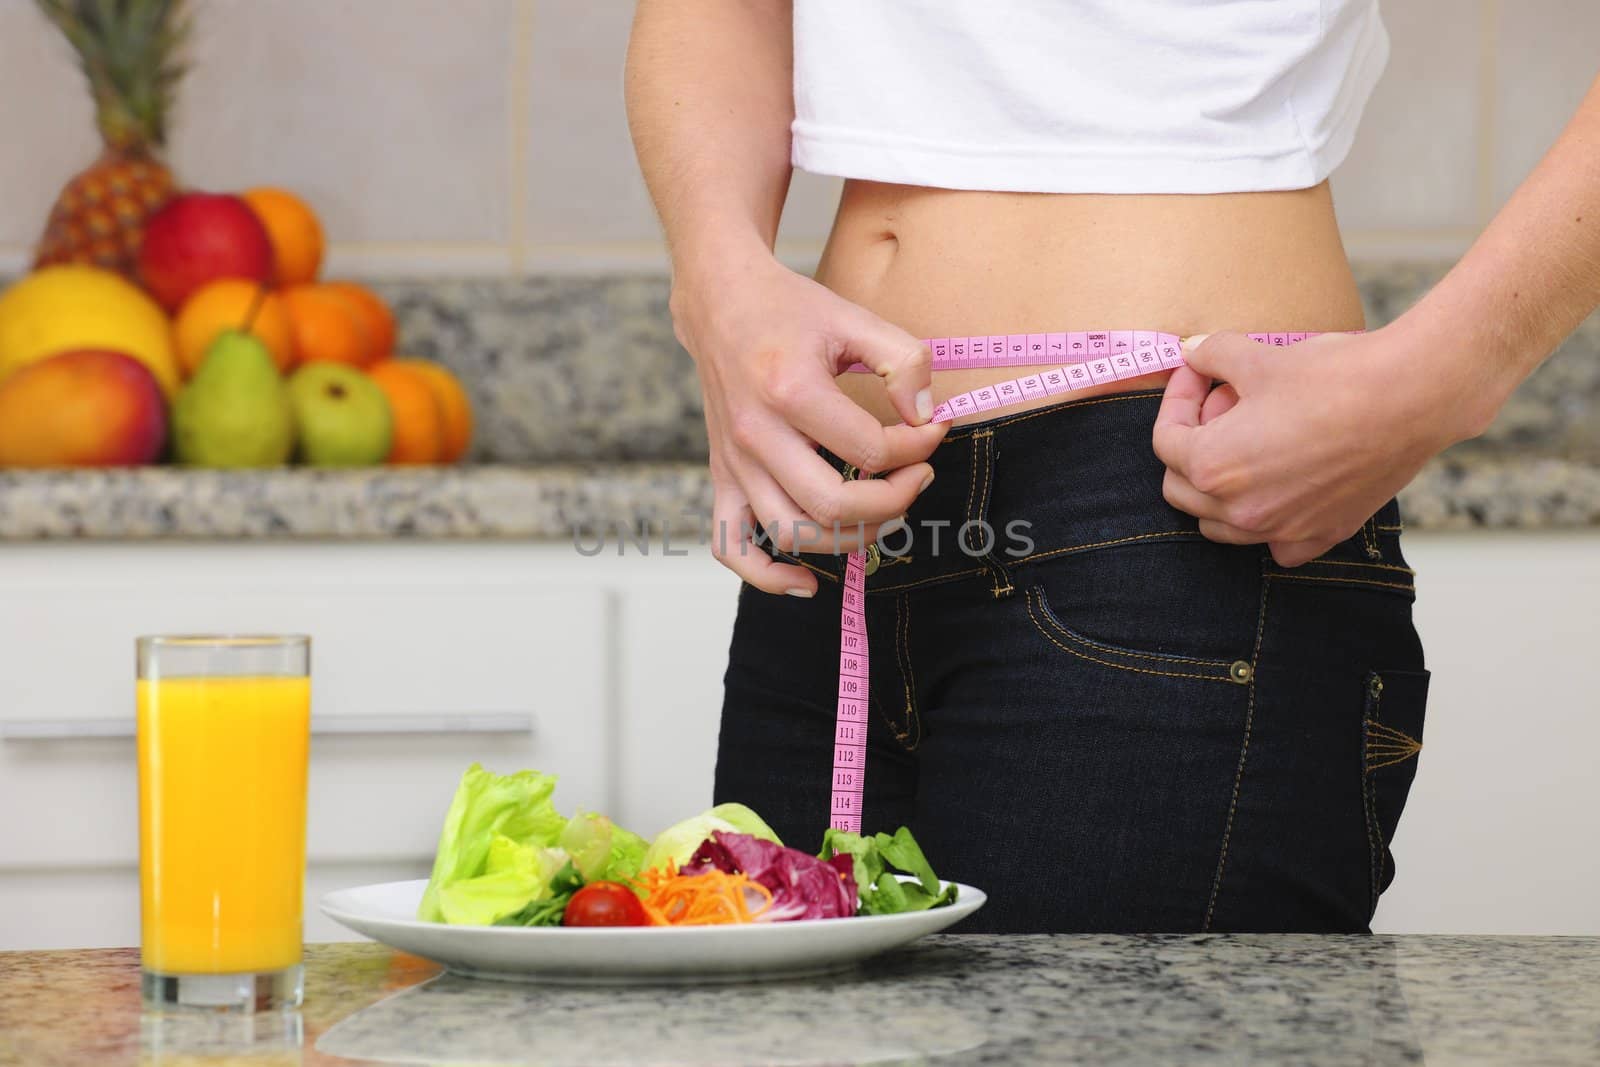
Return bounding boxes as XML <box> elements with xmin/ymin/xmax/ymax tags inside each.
<box><xmin>631</xmin><ymin>861</ymin><xmax>774</xmax><ymax>926</ymax></box>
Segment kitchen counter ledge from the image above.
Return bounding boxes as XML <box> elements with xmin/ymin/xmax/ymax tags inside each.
<box><xmin>2</xmin><ymin>936</ymin><xmax>1597</xmax><ymax>1066</ymax></box>
<box><xmin>2</xmin><ymin>450</ymin><xmax>1599</xmax><ymax>540</ymax></box>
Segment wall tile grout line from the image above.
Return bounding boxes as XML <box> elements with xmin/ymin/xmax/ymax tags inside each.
<box><xmin>509</xmin><ymin>0</ymin><xmax>537</xmax><ymax>274</ymax></box>
<box><xmin>1476</xmin><ymin>0</ymin><xmax>1501</xmax><ymax>224</ymax></box>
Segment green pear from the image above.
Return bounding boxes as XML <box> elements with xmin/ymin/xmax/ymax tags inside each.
<box><xmin>172</xmin><ymin>330</ymin><xmax>296</xmax><ymax>467</ymax></box>
<box><xmin>287</xmin><ymin>363</ymin><xmax>392</xmax><ymax>467</ymax></box>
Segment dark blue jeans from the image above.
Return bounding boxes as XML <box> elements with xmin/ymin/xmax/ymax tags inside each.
<box><xmin>714</xmin><ymin>388</ymin><xmax>1429</xmax><ymax>933</ymax></box>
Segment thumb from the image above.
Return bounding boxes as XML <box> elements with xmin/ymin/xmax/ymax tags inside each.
<box><xmin>1180</xmin><ymin>331</ymin><xmax>1267</xmax><ymax>389</ymax></box>
<box><xmin>843</xmin><ymin>312</ymin><xmax>935</xmax><ymax>426</ymax></box>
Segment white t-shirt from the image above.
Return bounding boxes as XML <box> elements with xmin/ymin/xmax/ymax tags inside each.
<box><xmin>791</xmin><ymin>0</ymin><xmax>1389</xmax><ymax>194</ymax></box>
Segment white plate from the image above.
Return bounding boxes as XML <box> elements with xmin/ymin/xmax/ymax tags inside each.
<box><xmin>320</xmin><ymin>878</ymin><xmax>986</xmax><ymax>984</ymax></box>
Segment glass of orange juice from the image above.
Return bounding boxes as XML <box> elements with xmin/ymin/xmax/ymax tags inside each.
<box><xmin>137</xmin><ymin>636</ymin><xmax>311</xmax><ymax>1012</ymax></box>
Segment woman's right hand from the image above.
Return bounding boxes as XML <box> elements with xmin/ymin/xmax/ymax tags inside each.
<box><xmin>672</xmin><ymin>251</ymin><xmax>948</xmax><ymax>596</ymax></box>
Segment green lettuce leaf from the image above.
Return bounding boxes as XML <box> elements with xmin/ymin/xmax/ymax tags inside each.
<box><xmin>497</xmin><ymin>861</ymin><xmax>585</xmax><ymax>927</ymax></box>
<box><xmin>819</xmin><ymin>826</ymin><xmax>958</xmax><ymax>915</ymax></box>
<box><xmin>560</xmin><ymin>811</ymin><xmax>650</xmax><ymax>883</ymax></box>
<box><xmin>416</xmin><ymin>763</ymin><xmax>567</xmax><ymax>923</ymax></box>
<box><xmin>436</xmin><ymin>833</ymin><xmax>569</xmax><ymax>926</ymax></box>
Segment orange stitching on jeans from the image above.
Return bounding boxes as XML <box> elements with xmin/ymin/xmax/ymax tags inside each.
<box><xmin>1030</xmin><ymin>586</ymin><xmax>1236</xmax><ymax>668</ymax></box>
<box><xmin>968</xmin><ymin>432</ymin><xmax>992</xmax><ymax>554</ymax></box>
<box><xmin>1360</xmin><ymin>516</ymin><xmax>1382</xmax><ymax>559</ymax></box>
<box><xmin>1376</xmin><ymin>523</ymin><xmax>1404</xmax><ymax>532</ymax></box>
<box><xmin>881</xmin><ymin>593</ymin><xmax>907</xmax><ymax>745</ymax></box>
<box><xmin>897</xmin><ymin>592</ymin><xmax>922</xmax><ymax>750</ymax></box>
<box><xmin>1203</xmin><ymin>575</ymin><xmax>1270</xmax><ymax>932</ymax></box>
<box><xmin>1363</xmin><ymin>745</ymin><xmax>1382</xmax><ymax>914</ymax></box>
<box><xmin>977</xmin><ymin>434</ymin><xmax>995</xmax><ymax>552</ymax></box>
<box><xmin>1009</xmin><ymin>530</ymin><xmax>1204</xmax><ymax>567</ymax></box>
<box><xmin>962</xmin><ymin>433</ymin><xmax>981</xmax><ymax>553</ymax></box>
<box><xmin>942</xmin><ymin>389</ymin><xmax>1165</xmax><ymax>439</ymax></box>
<box><xmin>1367</xmin><ymin>752</ymin><xmax>1423</xmax><ymax>772</ymax></box>
<box><xmin>769</xmin><ymin>552</ymin><xmax>842</xmax><ymax>583</ymax></box>
<box><xmin>974</xmin><ymin>432</ymin><xmax>1014</xmax><ymax>596</ymax></box>
<box><xmin>1024</xmin><ymin>590</ymin><xmax>1237</xmax><ymax>683</ymax></box>
<box><xmin>1290</xmin><ymin>559</ymin><xmax>1416</xmax><ymax>575</ymax></box>
<box><xmin>1264</xmin><ymin>573</ymin><xmax>1415</xmax><ymax>593</ymax></box>
<box><xmin>1365</xmin><ymin>720</ymin><xmax>1421</xmax><ymax>762</ymax></box>
<box><xmin>869</xmin><ymin>567</ymin><xmax>989</xmax><ymax>594</ymax></box>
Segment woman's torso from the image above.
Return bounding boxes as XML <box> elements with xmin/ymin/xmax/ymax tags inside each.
<box><xmin>820</xmin><ymin>181</ymin><xmax>1365</xmax><ymax>426</ymax></box>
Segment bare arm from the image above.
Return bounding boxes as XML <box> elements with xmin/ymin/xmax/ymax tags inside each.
<box><xmin>624</xmin><ymin>0</ymin><xmax>793</xmax><ymax>275</ymax></box>
<box><xmin>1154</xmin><ymin>71</ymin><xmax>1600</xmax><ymax>567</ymax></box>
<box><xmin>1401</xmin><ymin>72</ymin><xmax>1600</xmax><ymax>432</ymax></box>
<box><xmin>625</xmin><ymin>1</ymin><xmax>943</xmax><ymax>596</ymax></box>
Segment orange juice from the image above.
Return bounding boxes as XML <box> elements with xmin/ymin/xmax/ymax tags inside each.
<box><xmin>137</xmin><ymin>675</ymin><xmax>310</xmax><ymax>974</ymax></box>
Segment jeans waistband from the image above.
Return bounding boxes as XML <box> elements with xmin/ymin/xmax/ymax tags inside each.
<box><xmin>783</xmin><ymin>387</ymin><xmax>1401</xmax><ymax>596</ymax></box>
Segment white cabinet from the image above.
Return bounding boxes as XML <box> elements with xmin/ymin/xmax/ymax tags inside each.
<box><xmin>0</xmin><ymin>541</ymin><xmax>739</xmax><ymax>948</ymax></box>
<box><xmin>0</xmin><ymin>532</ymin><xmax>1596</xmax><ymax>946</ymax></box>
<box><xmin>1371</xmin><ymin>531</ymin><xmax>1600</xmax><ymax>936</ymax></box>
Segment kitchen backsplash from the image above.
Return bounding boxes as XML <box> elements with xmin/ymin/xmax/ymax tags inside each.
<box><xmin>2</xmin><ymin>0</ymin><xmax>1598</xmax><ymax>276</ymax></box>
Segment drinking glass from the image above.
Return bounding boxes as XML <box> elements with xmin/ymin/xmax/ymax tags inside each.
<box><xmin>137</xmin><ymin>636</ymin><xmax>311</xmax><ymax>1011</ymax></box>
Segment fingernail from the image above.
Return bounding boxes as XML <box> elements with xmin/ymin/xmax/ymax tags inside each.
<box><xmin>915</xmin><ymin>389</ymin><xmax>933</xmax><ymax>422</ymax></box>
<box><xmin>918</xmin><ymin>470</ymin><xmax>935</xmax><ymax>494</ymax></box>
<box><xmin>786</xmin><ymin>586</ymin><xmax>814</xmax><ymax>598</ymax></box>
<box><xmin>1181</xmin><ymin>333</ymin><xmax>1210</xmax><ymax>355</ymax></box>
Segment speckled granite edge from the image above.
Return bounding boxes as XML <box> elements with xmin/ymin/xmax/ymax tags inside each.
<box><xmin>4</xmin><ymin>937</ymin><xmax>1600</xmax><ymax>1067</ymax></box>
<box><xmin>1</xmin><ymin>453</ymin><xmax>1597</xmax><ymax>540</ymax></box>
<box><xmin>1400</xmin><ymin>454</ymin><xmax>1600</xmax><ymax>530</ymax></box>
<box><xmin>0</xmin><ymin>465</ymin><xmax>714</xmax><ymax>541</ymax></box>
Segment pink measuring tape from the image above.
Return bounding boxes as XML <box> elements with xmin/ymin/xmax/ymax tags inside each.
<box><xmin>827</xmin><ymin>329</ymin><xmax>1333</xmax><ymax>832</ymax></box>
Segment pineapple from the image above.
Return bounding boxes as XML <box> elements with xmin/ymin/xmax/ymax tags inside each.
<box><xmin>32</xmin><ymin>0</ymin><xmax>190</xmax><ymax>277</ymax></box>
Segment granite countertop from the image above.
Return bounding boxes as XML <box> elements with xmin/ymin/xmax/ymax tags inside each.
<box><xmin>2</xmin><ymin>936</ymin><xmax>1598</xmax><ymax>1066</ymax></box>
<box><xmin>2</xmin><ymin>266</ymin><xmax>1598</xmax><ymax>540</ymax></box>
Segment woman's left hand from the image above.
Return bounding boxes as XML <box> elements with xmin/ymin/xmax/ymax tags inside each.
<box><xmin>1152</xmin><ymin>328</ymin><xmax>1490</xmax><ymax>567</ymax></box>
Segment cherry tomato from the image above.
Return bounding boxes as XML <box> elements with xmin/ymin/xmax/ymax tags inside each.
<box><xmin>562</xmin><ymin>882</ymin><xmax>652</xmax><ymax>927</ymax></box>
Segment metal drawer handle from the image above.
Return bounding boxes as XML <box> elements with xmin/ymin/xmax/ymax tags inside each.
<box><xmin>0</xmin><ymin>713</ymin><xmax>535</xmax><ymax>742</ymax></box>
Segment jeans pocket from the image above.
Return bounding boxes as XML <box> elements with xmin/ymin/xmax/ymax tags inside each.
<box><xmin>1025</xmin><ymin>585</ymin><xmax>1249</xmax><ymax>683</ymax></box>
<box><xmin>1019</xmin><ymin>536</ymin><xmax>1263</xmax><ymax>684</ymax></box>
<box><xmin>1362</xmin><ymin>667</ymin><xmax>1430</xmax><ymax>918</ymax></box>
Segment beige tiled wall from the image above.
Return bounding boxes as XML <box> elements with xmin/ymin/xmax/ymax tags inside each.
<box><xmin>0</xmin><ymin>0</ymin><xmax>1594</xmax><ymax>276</ymax></box>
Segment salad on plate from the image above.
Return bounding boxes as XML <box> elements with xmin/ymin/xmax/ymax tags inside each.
<box><xmin>416</xmin><ymin>763</ymin><xmax>958</xmax><ymax>929</ymax></box>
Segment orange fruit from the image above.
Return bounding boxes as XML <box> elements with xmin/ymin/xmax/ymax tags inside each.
<box><xmin>242</xmin><ymin>188</ymin><xmax>325</xmax><ymax>286</ymax></box>
<box><xmin>174</xmin><ymin>280</ymin><xmax>294</xmax><ymax>376</ymax></box>
<box><xmin>324</xmin><ymin>282</ymin><xmax>397</xmax><ymax>362</ymax></box>
<box><xmin>281</xmin><ymin>284</ymin><xmax>374</xmax><ymax>367</ymax></box>
<box><xmin>394</xmin><ymin>358</ymin><xmax>473</xmax><ymax>461</ymax></box>
<box><xmin>367</xmin><ymin>362</ymin><xmax>445</xmax><ymax>464</ymax></box>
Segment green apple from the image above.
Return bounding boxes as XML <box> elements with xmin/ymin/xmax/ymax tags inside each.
<box><xmin>287</xmin><ymin>363</ymin><xmax>393</xmax><ymax>467</ymax></box>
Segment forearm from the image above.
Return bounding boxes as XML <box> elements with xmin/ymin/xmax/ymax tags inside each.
<box><xmin>1402</xmin><ymin>73</ymin><xmax>1600</xmax><ymax>438</ymax></box>
<box><xmin>624</xmin><ymin>0</ymin><xmax>795</xmax><ymax>282</ymax></box>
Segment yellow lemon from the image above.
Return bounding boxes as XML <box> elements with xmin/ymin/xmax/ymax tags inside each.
<box><xmin>0</xmin><ymin>266</ymin><xmax>181</xmax><ymax>397</ymax></box>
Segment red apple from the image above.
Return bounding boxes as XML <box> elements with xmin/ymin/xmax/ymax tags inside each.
<box><xmin>0</xmin><ymin>350</ymin><xmax>167</xmax><ymax>467</ymax></box>
<box><xmin>137</xmin><ymin>193</ymin><xmax>274</xmax><ymax>312</ymax></box>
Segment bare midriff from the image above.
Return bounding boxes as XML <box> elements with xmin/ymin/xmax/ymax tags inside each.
<box><xmin>818</xmin><ymin>179</ymin><xmax>1366</xmax><ymax>427</ymax></box>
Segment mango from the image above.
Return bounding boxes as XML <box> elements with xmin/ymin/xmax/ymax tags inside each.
<box><xmin>0</xmin><ymin>350</ymin><xmax>168</xmax><ymax>467</ymax></box>
<box><xmin>0</xmin><ymin>266</ymin><xmax>181</xmax><ymax>397</ymax></box>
